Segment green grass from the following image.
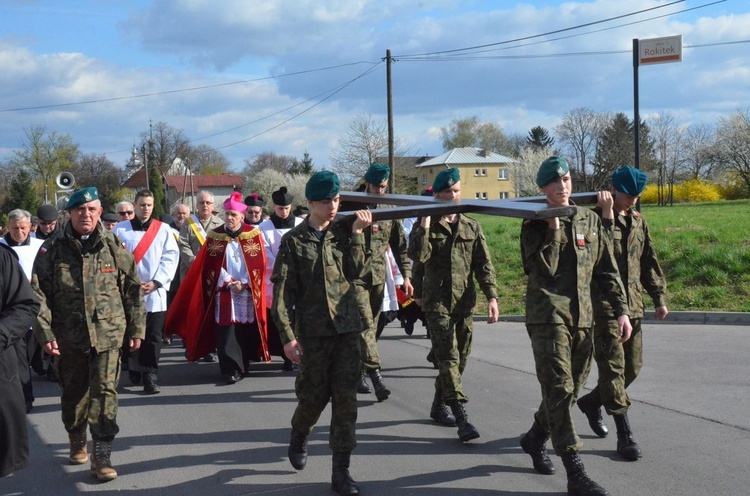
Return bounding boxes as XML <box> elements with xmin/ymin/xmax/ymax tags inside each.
<box><xmin>469</xmin><ymin>199</ymin><xmax>750</xmax><ymax>315</ymax></box>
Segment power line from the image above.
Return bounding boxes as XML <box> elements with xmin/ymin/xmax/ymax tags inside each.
<box><xmin>398</xmin><ymin>0</ymin><xmax>726</xmax><ymax>61</ymax></box>
<box><xmin>214</xmin><ymin>63</ymin><xmax>383</xmax><ymax>150</ymax></box>
<box><xmin>395</xmin><ymin>39</ymin><xmax>750</xmax><ymax>62</ymax></box>
<box><xmin>0</xmin><ymin>61</ymin><xmax>380</xmax><ymax>113</ymax></box>
<box><xmin>394</xmin><ymin>0</ymin><xmax>694</xmax><ymax>59</ymax></box>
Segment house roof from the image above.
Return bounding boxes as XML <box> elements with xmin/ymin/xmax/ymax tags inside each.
<box><xmin>121</xmin><ymin>167</ymin><xmax>243</xmax><ymax>193</ymax></box>
<box><xmin>416</xmin><ymin>147</ymin><xmax>515</xmax><ymax>168</ymax></box>
<box><xmin>163</xmin><ymin>174</ymin><xmax>244</xmax><ymax>194</ymax></box>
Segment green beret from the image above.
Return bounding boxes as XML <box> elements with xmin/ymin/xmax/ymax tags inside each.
<box><xmin>305</xmin><ymin>171</ymin><xmax>340</xmax><ymax>201</ymax></box>
<box><xmin>536</xmin><ymin>156</ymin><xmax>570</xmax><ymax>187</ymax></box>
<box><xmin>612</xmin><ymin>166</ymin><xmax>647</xmax><ymax>196</ymax></box>
<box><xmin>364</xmin><ymin>163</ymin><xmax>390</xmax><ymax>184</ymax></box>
<box><xmin>65</xmin><ymin>187</ymin><xmax>99</xmax><ymax>210</ymax></box>
<box><xmin>433</xmin><ymin>167</ymin><xmax>460</xmax><ymax>192</ymax></box>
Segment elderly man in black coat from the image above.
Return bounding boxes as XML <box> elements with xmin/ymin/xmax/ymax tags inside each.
<box><xmin>0</xmin><ymin>243</ymin><xmax>41</xmax><ymax>477</ymax></box>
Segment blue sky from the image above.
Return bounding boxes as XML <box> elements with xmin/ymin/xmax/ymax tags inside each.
<box><xmin>1</xmin><ymin>0</ymin><xmax>749</xmax><ymax>172</ymax></box>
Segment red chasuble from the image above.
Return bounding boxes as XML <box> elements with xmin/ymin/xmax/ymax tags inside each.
<box><xmin>166</xmin><ymin>224</ymin><xmax>269</xmax><ymax>362</ymax></box>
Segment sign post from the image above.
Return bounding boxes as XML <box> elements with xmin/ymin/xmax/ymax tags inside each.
<box><xmin>633</xmin><ymin>35</ymin><xmax>682</xmax><ymax>169</ymax></box>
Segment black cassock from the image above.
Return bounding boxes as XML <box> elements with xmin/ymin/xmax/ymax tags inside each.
<box><xmin>0</xmin><ymin>244</ymin><xmax>40</xmax><ymax>478</ymax></box>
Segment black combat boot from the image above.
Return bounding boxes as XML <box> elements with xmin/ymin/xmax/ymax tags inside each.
<box><xmin>356</xmin><ymin>371</ymin><xmax>372</xmax><ymax>394</ymax></box>
<box><xmin>448</xmin><ymin>401</ymin><xmax>479</xmax><ymax>442</ymax></box>
<box><xmin>519</xmin><ymin>422</ymin><xmax>555</xmax><ymax>474</ymax></box>
<box><xmin>429</xmin><ymin>390</ymin><xmax>456</xmax><ymax>427</ymax></box>
<box><xmin>613</xmin><ymin>413</ymin><xmax>642</xmax><ymax>461</ymax></box>
<box><xmin>143</xmin><ymin>372</ymin><xmax>161</xmax><ymax>395</ymax></box>
<box><xmin>368</xmin><ymin>369</ymin><xmax>390</xmax><ymax>402</ymax></box>
<box><xmin>288</xmin><ymin>428</ymin><xmax>308</xmax><ymax>470</ymax></box>
<box><xmin>331</xmin><ymin>451</ymin><xmax>359</xmax><ymax>495</ymax></box>
<box><xmin>577</xmin><ymin>388</ymin><xmax>608</xmax><ymax>438</ymax></box>
<box><xmin>561</xmin><ymin>452</ymin><xmax>609</xmax><ymax>496</ymax></box>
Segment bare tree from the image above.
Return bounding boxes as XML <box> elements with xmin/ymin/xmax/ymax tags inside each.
<box><xmin>187</xmin><ymin>144</ymin><xmax>231</xmax><ymax>174</ymax></box>
<box><xmin>138</xmin><ymin>121</ymin><xmax>191</xmax><ymax>172</ymax></box>
<box><xmin>649</xmin><ymin>112</ymin><xmax>685</xmax><ymax>205</ymax></box>
<box><xmin>714</xmin><ymin>109</ymin><xmax>750</xmax><ymax>193</ymax></box>
<box><xmin>681</xmin><ymin>123</ymin><xmax>718</xmax><ymax>180</ymax></box>
<box><xmin>555</xmin><ymin>107</ymin><xmax>609</xmax><ymax>189</ymax></box>
<box><xmin>72</xmin><ymin>153</ymin><xmax>128</xmax><ymax>210</ymax></box>
<box><xmin>330</xmin><ymin>113</ymin><xmax>411</xmax><ymax>190</ymax></box>
<box><xmin>513</xmin><ymin>145</ymin><xmax>555</xmax><ymax>197</ymax></box>
<box><xmin>440</xmin><ymin>116</ymin><xmax>513</xmax><ymax>155</ymax></box>
<box><xmin>241</xmin><ymin>168</ymin><xmax>310</xmax><ymax>213</ymax></box>
<box><xmin>243</xmin><ymin>151</ymin><xmax>298</xmax><ymax>177</ymax></box>
<box><xmin>11</xmin><ymin>125</ymin><xmax>79</xmax><ymax>203</ymax></box>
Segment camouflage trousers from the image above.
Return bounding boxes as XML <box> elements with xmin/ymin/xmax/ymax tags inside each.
<box><xmin>592</xmin><ymin>317</ymin><xmax>644</xmax><ymax>415</ymax></box>
<box><xmin>426</xmin><ymin>312</ymin><xmax>473</xmax><ymax>404</ymax></box>
<box><xmin>57</xmin><ymin>347</ymin><xmax>121</xmax><ymax>442</ymax></box>
<box><xmin>526</xmin><ymin>324</ymin><xmax>593</xmax><ymax>455</ymax></box>
<box><xmin>360</xmin><ymin>283</ymin><xmax>384</xmax><ymax>372</ymax></box>
<box><xmin>292</xmin><ymin>332</ymin><xmax>361</xmax><ymax>453</ymax></box>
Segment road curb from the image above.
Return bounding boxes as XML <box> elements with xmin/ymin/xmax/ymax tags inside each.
<box><xmin>490</xmin><ymin>311</ymin><xmax>750</xmax><ymax>325</ymax></box>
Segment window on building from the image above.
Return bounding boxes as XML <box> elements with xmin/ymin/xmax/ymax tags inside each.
<box><xmin>498</xmin><ymin>169</ymin><xmax>508</xmax><ymax>180</ymax></box>
<box><xmin>482</xmin><ymin>169</ymin><xmax>487</xmax><ymax>176</ymax></box>
<box><xmin>482</xmin><ymin>192</ymin><xmax>488</xmax><ymax>199</ymax></box>
<box><xmin>475</xmin><ymin>192</ymin><xmax>481</xmax><ymax>199</ymax></box>
<box><xmin>421</xmin><ymin>173</ymin><xmax>426</xmax><ymax>185</ymax></box>
<box><xmin>499</xmin><ymin>192</ymin><xmax>509</xmax><ymax>199</ymax></box>
<box><xmin>474</xmin><ymin>168</ymin><xmax>480</xmax><ymax>176</ymax></box>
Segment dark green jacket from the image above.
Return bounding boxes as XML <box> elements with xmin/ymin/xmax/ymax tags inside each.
<box><xmin>32</xmin><ymin>222</ymin><xmax>146</xmax><ymax>352</ymax></box>
<box><xmin>521</xmin><ymin>206</ymin><xmax>628</xmax><ymax>327</ymax></box>
<box><xmin>271</xmin><ymin>219</ymin><xmax>372</xmax><ymax>344</ymax></box>
<box><xmin>408</xmin><ymin>214</ymin><xmax>497</xmax><ymax>314</ymax></box>
<box><xmin>592</xmin><ymin>207</ymin><xmax>667</xmax><ymax>318</ymax></box>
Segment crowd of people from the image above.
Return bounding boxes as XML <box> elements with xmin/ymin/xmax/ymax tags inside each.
<box><xmin>0</xmin><ymin>158</ymin><xmax>667</xmax><ymax>496</ymax></box>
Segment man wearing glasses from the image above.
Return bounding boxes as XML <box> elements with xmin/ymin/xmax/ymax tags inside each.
<box><xmin>115</xmin><ymin>202</ymin><xmax>135</xmax><ymax>221</ymax></box>
<box><xmin>177</xmin><ymin>191</ymin><xmax>223</xmax><ymax>362</ymax></box>
<box><xmin>34</xmin><ymin>204</ymin><xmax>60</xmax><ymax>241</ymax></box>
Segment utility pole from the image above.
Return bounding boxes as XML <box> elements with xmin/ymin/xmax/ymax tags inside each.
<box><xmin>386</xmin><ymin>49</ymin><xmax>394</xmax><ymax>193</ymax></box>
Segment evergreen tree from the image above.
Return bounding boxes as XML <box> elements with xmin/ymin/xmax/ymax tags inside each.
<box><xmin>1</xmin><ymin>169</ymin><xmax>38</xmax><ymax>214</ymax></box>
<box><xmin>591</xmin><ymin>113</ymin><xmax>634</xmax><ymax>190</ymax></box>
<box><xmin>526</xmin><ymin>126</ymin><xmax>555</xmax><ymax>149</ymax></box>
<box><xmin>148</xmin><ymin>159</ymin><xmax>166</xmax><ymax>218</ymax></box>
<box><xmin>290</xmin><ymin>150</ymin><xmax>315</xmax><ymax>175</ymax></box>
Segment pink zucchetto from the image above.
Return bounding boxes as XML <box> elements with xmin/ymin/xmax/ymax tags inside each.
<box><xmin>223</xmin><ymin>191</ymin><xmax>247</xmax><ymax>214</ymax></box>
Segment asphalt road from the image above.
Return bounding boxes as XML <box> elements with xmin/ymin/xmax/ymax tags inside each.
<box><xmin>4</xmin><ymin>320</ymin><xmax>750</xmax><ymax>496</ymax></box>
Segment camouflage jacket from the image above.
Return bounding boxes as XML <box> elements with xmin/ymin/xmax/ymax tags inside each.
<box><xmin>271</xmin><ymin>219</ymin><xmax>372</xmax><ymax>345</ymax></box>
<box><xmin>592</xmin><ymin>207</ymin><xmax>667</xmax><ymax>318</ymax></box>
<box><xmin>32</xmin><ymin>222</ymin><xmax>146</xmax><ymax>353</ymax></box>
<box><xmin>364</xmin><ymin>218</ymin><xmax>411</xmax><ymax>286</ymax></box>
<box><xmin>521</xmin><ymin>206</ymin><xmax>628</xmax><ymax>327</ymax></box>
<box><xmin>408</xmin><ymin>214</ymin><xmax>497</xmax><ymax>315</ymax></box>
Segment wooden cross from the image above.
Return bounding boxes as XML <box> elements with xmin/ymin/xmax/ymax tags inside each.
<box><xmin>338</xmin><ymin>191</ymin><xmax>599</xmax><ymax>221</ymax></box>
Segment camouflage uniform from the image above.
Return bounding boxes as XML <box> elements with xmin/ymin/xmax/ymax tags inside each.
<box><xmin>591</xmin><ymin>207</ymin><xmax>666</xmax><ymax>414</ymax></box>
<box><xmin>32</xmin><ymin>222</ymin><xmax>146</xmax><ymax>442</ymax></box>
<box><xmin>521</xmin><ymin>207</ymin><xmax>627</xmax><ymax>455</ymax></box>
<box><xmin>408</xmin><ymin>214</ymin><xmax>497</xmax><ymax>404</ymax></box>
<box><xmin>361</xmin><ymin>218</ymin><xmax>411</xmax><ymax>372</ymax></box>
<box><xmin>271</xmin><ymin>219</ymin><xmax>371</xmax><ymax>452</ymax></box>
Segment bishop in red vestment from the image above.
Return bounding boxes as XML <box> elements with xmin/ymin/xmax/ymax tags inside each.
<box><xmin>166</xmin><ymin>192</ymin><xmax>270</xmax><ymax>384</ymax></box>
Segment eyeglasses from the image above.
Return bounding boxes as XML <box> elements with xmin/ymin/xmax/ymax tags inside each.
<box><xmin>198</xmin><ymin>201</ymin><xmax>213</xmax><ymax>205</ymax></box>
<box><xmin>117</xmin><ymin>211</ymin><xmax>134</xmax><ymax>216</ymax></box>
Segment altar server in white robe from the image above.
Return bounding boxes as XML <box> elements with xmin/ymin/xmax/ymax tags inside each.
<box><xmin>113</xmin><ymin>190</ymin><xmax>178</xmax><ymax>394</ymax></box>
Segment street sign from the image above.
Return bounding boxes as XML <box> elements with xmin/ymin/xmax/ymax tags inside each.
<box><xmin>638</xmin><ymin>35</ymin><xmax>682</xmax><ymax>66</ymax></box>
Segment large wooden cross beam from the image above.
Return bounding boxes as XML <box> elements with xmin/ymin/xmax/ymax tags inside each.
<box><xmin>338</xmin><ymin>191</ymin><xmax>599</xmax><ymax>221</ymax></box>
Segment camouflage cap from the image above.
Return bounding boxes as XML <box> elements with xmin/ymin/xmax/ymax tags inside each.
<box><xmin>536</xmin><ymin>156</ymin><xmax>570</xmax><ymax>187</ymax></box>
<box><xmin>433</xmin><ymin>167</ymin><xmax>460</xmax><ymax>192</ymax></box>
<box><xmin>612</xmin><ymin>165</ymin><xmax>648</xmax><ymax>196</ymax></box>
<box><xmin>364</xmin><ymin>162</ymin><xmax>390</xmax><ymax>184</ymax></box>
<box><xmin>65</xmin><ymin>187</ymin><xmax>99</xmax><ymax>210</ymax></box>
<box><xmin>305</xmin><ymin>171</ymin><xmax>340</xmax><ymax>201</ymax></box>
